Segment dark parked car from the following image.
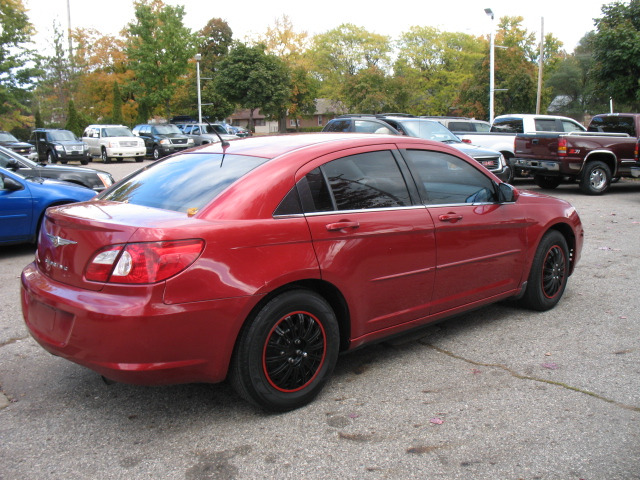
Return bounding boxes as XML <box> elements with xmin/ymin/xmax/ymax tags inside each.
<box><xmin>323</xmin><ymin>114</ymin><xmax>511</xmax><ymax>182</ymax></box>
<box><xmin>28</xmin><ymin>129</ymin><xmax>91</xmax><ymax>165</ymax></box>
<box><xmin>1</xmin><ymin>166</ymin><xmax>96</xmax><ymax>246</ymax></box>
<box><xmin>0</xmin><ymin>145</ymin><xmax>114</xmax><ymax>192</ymax></box>
<box><xmin>22</xmin><ymin>134</ymin><xmax>583</xmax><ymax>412</ymax></box>
<box><xmin>0</xmin><ymin>131</ymin><xmax>33</xmax><ymax>157</ymax></box>
<box><xmin>132</xmin><ymin>124</ymin><xmax>194</xmax><ymax>160</ymax></box>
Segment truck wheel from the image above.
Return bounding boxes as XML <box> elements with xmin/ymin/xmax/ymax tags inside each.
<box><xmin>81</xmin><ymin>159</ymin><xmax>89</xmax><ymax>165</ymax></box>
<box><xmin>533</xmin><ymin>175</ymin><xmax>561</xmax><ymax>190</ymax></box>
<box><xmin>46</xmin><ymin>151</ymin><xmax>56</xmax><ymax>164</ymax></box>
<box><xmin>579</xmin><ymin>161</ymin><xmax>611</xmax><ymax>195</ymax></box>
<box><xmin>229</xmin><ymin>289</ymin><xmax>340</xmax><ymax>412</ymax></box>
<box><xmin>152</xmin><ymin>145</ymin><xmax>161</xmax><ymax>160</ymax></box>
<box><xmin>519</xmin><ymin>230</ymin><xmax>569</xmax><ymax>311</ymax></box>
<box><xmin>101</xmin><ymin>148</ymin><xmax>111</xmax><ymax>163</ymax></box>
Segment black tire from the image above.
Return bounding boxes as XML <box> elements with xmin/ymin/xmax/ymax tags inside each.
<box><xmin>533</xmin><ymin>175</ymin><xmax>561</xmax><ymax>190</ymax></box>
<box><xmin>60</xmin><ymin>159</ymin><xmax>68</xmax><ymax>164</ymax></box>
<box><xmin>503</xmin><ymin>154</ymin><xmax>515</xmax><ymax>183</ymax></box>
<box><xmin>579</xmin><ymin>161</ymin><xmax>611</xmax><ymax>195</ymax></box>
<box><xmin>519</xmin><ymin>230</ymin><xmax>569</xmax><ymax>311</ymax></box>
<box><xmin>101</xmin><ymin>148</ymin><xmax>111</xmax><ymax>163</ymax></box>
<box><xmin>152</xmin><ymin>145</ymin><xmax>161</xmax><ymax>160</ymax></box>
<box><xmin>81</xmin><ymin>159</ymin><xmax>89</xmax><ymax>165</ymax></box>
<box><xmin>46</xmin><ymin>151</ymin><xmax>56</xmax><ymax>164</ymax></box>
<box><xmin>230</xmin><ymin>289</ymin><xmax>340</xmax><ymax>412</ymax></box>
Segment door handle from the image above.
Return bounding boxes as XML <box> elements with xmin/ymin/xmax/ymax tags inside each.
<box><xmin>438</xmin><ymin>213</ymin><xmax>463</xmax><ymax>223</ymax></box>
<box><xmin>326</xmin><ymin>221</ymin><xmax>360</xmax><ymax>231</ymax></box>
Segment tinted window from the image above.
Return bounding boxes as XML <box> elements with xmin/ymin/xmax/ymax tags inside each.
<box><xmin>403</xmin><ymin>149</ymin><xmax>496</xmax><ymax>205</ymax></box>
<box><xmin>588</xmin><ymin>116</ymin><xmax>636</xmax><ymax>136</ymax></box>
<box><xmin>324</xmin><ymin>120</ymin><xmax>351</xmax><ymax>132</ymax></box>
<box><xmin>320</xmin><ymin>151</ymin><xmax>411</xmax><ymax>211</ymax></box>
<box><xmin>448</xmin><ymin>121</ymin><xmax>474</xmax><ymax>132</ymax></box>
<box><xmin>491</xmin><ymin>119</ymin><xmax>523</xmax><ymax>134</ymax></box>
<box><xmin>391</xmin><ymin>119</ymin><xmax>459</xmax><ymax>142</ymax></box>
<box><xmin>100</xmin><ymin>153</ymin><xmax>268</xmax><ymax>213</ymax></box>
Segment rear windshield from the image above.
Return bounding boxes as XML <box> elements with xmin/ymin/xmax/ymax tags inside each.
<box><xmin>588</xmin><ymin>116</ymin><xmax>636</xmax><ymax>136</ymax></box>
<box><xmin>100</xmin><ymin>152</ymin><xmax>269</xmax><ymax>213</ymax></box>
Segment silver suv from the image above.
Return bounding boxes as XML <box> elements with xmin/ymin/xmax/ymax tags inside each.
<box><xmin>175</xmin><ymin>123</ymin><xmax>239</xmax><ymax>145</ymax></box>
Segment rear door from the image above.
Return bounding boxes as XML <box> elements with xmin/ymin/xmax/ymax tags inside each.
<box><xmin>399</xmin><ymin>147</ymin><xmax>528</xmax><ymax>313</ymax></box>
<box><xmin>298</xmin><ymin>145</ymin><xmax>436</xmax><ymax>338</ymax></box>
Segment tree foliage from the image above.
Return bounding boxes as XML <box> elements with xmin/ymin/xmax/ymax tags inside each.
<box><xmin>126</xmin><ymin>0</ymin><xmax>197</xmax><ymax>119</ymax></box>
<box><xmin>591</xmin><ymin>0</ymin><xmax>640</xmax><ymax>110</ymax></box>
<box><xmin>0</xmin><ymin>0</ymin><xmax>37</xmax><ymax>129</ymax></box>
<box><xmin>214</xmin><ymin>42</ymin><xmax>291</xmax><ymax>130</ymax></box>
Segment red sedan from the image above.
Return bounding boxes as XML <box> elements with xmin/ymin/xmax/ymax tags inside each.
<box><xmin>21</xmin><ymin>133</ymin><xmax>583</xmax><ymax>411</ymax></box>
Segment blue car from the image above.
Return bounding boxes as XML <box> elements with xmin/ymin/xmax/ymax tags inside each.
<box><xmin>0</xmin><ymin>166</ymin><xmax>96</xmax><ymax>246</ymax></box>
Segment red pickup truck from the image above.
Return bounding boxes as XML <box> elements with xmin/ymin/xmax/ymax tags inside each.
<box><xmin>513</xmin><ymin>113</ymin><xmax>640</xmax><ymax>194</ymax></box>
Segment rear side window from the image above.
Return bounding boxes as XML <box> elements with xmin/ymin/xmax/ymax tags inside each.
<box><xmin>588</xmin><ymin>116</ymin><xmax>636</xmax><ymax>136</ymax></box>
<box><xmin>299</xmin><ymin>151</ymin><xmax>411</xmax><ymax>212</ymax></box>
<box><xmin>324</xmin><ymin>120</ymin><xmax>351</xmax><ymax>132</ymax></box>
<box><xmin>100</xmin><ymin>153</ymin><xmax>268</xmax><ymax>213</ymax></box>
<box><xmin>403</xmin><ymin>149</ymin><xmax>497</xmax><ymax>205</ymax></box>
<box><xmin>491</xmin><ymin>119</ymin><xmax>523</xmax><ymax>133</ymax></box>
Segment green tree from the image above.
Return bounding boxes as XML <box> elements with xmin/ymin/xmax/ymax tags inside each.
<box><xmin>126</xmin><ymin>0</ymin><xmax>197</xmax><ymax>119</ymax></box>
<box><xmin>309</xmin><ymin>24</ymin><xmax>392</xmax><ymax>109</ymax></box>
<box><xmin>591</xmin><ymin>0</ymin><xmax>640</xmax><ymax>110</ymax></box>
<box><xmin>112</xmin><ymin>81</ymin><xmax>123</xmax><ymax>124</ymax></box>
<box><xmin>395</xmin><ymin>27</ymin><xmax>485</xmax><ymax>115</ymax></box>
<box><xmin>0</xmin><ymin>0</ymin><xmax>37</xmax><ymax>129</ymax></box>
<box><xmin>214</xmin><ymin>42</ymin><xmax>291</xmax><ymax>131</ymax></box>
<box><xmin>64</xmin><ymin>99</ymin><xmax>83</xmax><ymax>136</ymax></box>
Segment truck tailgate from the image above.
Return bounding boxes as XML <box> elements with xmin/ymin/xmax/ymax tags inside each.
<box><xmin>514</xmin><ymin>133</ymin><xmax>560</xmax><ymax>158</ymax></box>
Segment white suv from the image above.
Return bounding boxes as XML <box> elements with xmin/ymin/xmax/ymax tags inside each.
<box><xmin>82</xmin><ymin>125</ymin><xmax>146</xmax><ymax>163</ymax></box>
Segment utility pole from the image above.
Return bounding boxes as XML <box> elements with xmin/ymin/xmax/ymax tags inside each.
<box><xmin>536</xmin><ymin>18</ymin><xmax>544</xmax><ymax>114</ymax></box>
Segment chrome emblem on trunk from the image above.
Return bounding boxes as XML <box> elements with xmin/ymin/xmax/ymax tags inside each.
<box><xmin>46</xmin><ymin>234</ymin><xmax>77</xmax><ymax>248</ymax></box>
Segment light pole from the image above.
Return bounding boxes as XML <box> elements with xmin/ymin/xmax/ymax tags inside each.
<box><xmin>195</xmin><ymin>53</ymin><xmax>202</xmax><ymax>124</ymax></box>
<box><xmin>484</xmin><ymin>8</ymin><xmax>495</xmax><ymax>124</ymax></box>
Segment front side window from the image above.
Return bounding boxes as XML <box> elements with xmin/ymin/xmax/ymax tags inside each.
<box><xmin>403</xmin><ymin>149</ymin><xmax>497</xmax><ymax>205</ymax></box>
<box><xmin>301</xmin><ymin>151</ymin><xmax>411</xmax><ymax>212</ymax></box>
<box><xmin>353</xmin><ymin>120</ymin><xmax>393</xmax><ymax>134</ymax></box>
<box><xmin>562</xmin><ymin>120</ymin><xmax>585</xmax><ymax>132</ymax></box>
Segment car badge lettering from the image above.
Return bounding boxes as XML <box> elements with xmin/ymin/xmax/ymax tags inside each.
<box><xmin>44</xmin><ymin>257</ymin><xmax>69</xmax><ymax>272</ymax></box>
<box><xmin>46</xmin><ymin>234</ymin><xmax>77</xmax><ymax>248</ymax></box>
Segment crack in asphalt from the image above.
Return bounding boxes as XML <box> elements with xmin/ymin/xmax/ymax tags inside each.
<box><xmin>0</xmin><ymin>335</ymin><xmax>29</xmax><ymax>348</ymax></box>
<box><xmin>421</xmin><ymin>341</ymin><xmax>640</xmax><ymax>413</ymax></box>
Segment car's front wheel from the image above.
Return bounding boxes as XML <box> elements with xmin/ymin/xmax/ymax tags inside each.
<box><xmin>101</xmin><ymin>148</ymin><xmax>111</xmax><ymax>163</ymax></box>
<box><xmin>519</xmin><ymin>230</ymin><xmax>569</xmax><ymax>311</ymax></box>
<box><xmin>230</xmin><ymin>290</ymin><xmax>340</xmax><ymax>412</ymax></box>
<box><xmin>152</xmin><ymin>145</ymin><xmax>161</xmax><ymax>160</ymax></box>
<box><xmin>46</xmin><ymin>151</ymin><xmax>56</xmax><ymax>164</ymax></box>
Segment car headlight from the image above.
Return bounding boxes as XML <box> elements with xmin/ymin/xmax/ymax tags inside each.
<box><xmin>97</xmin><ymin>172</ymin><xmax>114</xmax><ymax>187</ymax></box>
<box><xmin>160</xmin><ymin>139</ymin><xmax>170</xmax><ymax>145</ymax></box>
<box><xmin>187</xmin><ymin>138</ymin><xmax>194</xmax><ymax>145</ymax></box>
<box><xmin>83</xmin><ymin>144</ymin><xmax>89</xmax><ymax>151</ymax></box>
<box><xmin>55</xmin><ymin>144</ymin><xmax>64</xmax><ymax>151</ymax></box>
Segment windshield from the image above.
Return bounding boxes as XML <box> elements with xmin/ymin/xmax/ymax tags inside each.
<box><xmin>0</xmin><ymin>146</ymin><xmax>37</xmax><ymax>168</ymax></box>
<box><xmin>153</xmin><ymin>125</ymin><xmax>182</xmax><ymax>135</ymax></box>
<box><xmin>100</xmin><ymin>152</ymin><xmax>269</xmax><ymax>213</ymax></box>
<box><xmin>395</xmin><ymin>120</ymin><xmax>461</xmax><ymax>143</ymax></box>
<box><xmin>0</xmin><ymin>132</ymin><xmax>19</xmax><ymax>142</ymax></box>
<box><xmin>103</xmin><ymin>127</ymin><xmax>134</xmax><ymax>137</ymax></box>
<box><xmin>48</xmin><ymin>130</ymin><xmax>78</xmax><ymax>141</ymax></box>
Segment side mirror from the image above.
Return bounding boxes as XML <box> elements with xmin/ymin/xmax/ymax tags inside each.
<box><xmin>498</xmin><ymin>182</ymin><xmax>519</xmax><ymax>203</ymax></box>
<box><xmin>6</xmin><ymin>159</ymin><xmax>20</xmax><ymax>170</ymax></box>
<box><xmin>1</xmin><ymin>175</ymin><xmax>23</xmax><ymax>191</ymax></box>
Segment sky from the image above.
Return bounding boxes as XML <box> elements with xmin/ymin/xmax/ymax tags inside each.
<box><xmin>24</xmin><ymin>0</ymin><xmax>610</xmax><ymax>54</ymax></box>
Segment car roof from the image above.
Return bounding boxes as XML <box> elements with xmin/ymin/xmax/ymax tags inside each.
<box><xmin>186</xmin><ymin>132</ymin><xmax>441</xmax><ymax>160</ymax></box>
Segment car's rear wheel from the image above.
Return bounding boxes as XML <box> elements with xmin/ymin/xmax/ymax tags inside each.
<box><xmin>101</xmin><ymin>148</ymin><xmax>111</xmax><ymax>163</ymax></box>
<box><xmin>579</xmin><ymin>161</ymin><xmax>611</xmax><ymax>195</ymax></box>
<box><xmin>230</xmin><ymin>290</ymin><xmax>340</xmax><ymax>412</ymax></box>
<box><xmin>520</xmin><ymin>230</ymin><xmax>569</xmax><ymax>311</ymax></box>
<box><xmin>533</xmin><ymin>175</ymin><xmax>561</xmax><ymax>190</ymax></box>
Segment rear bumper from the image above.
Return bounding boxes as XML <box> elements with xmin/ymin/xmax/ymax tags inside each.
<box><xmin>21</xmin><ymin>262</ymin><xmax>253</xmax><ymax>385</ymax></box>
<box><xmin>514</xmin><ymin>158</ymin><xmax>560</xmax><ymax>172</ymax></box>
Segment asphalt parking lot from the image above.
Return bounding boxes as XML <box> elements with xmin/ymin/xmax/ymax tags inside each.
<box><xmin>1</xmin><ymin>159</ymin><xmax>639</xmax><ymax>479</ymax></box>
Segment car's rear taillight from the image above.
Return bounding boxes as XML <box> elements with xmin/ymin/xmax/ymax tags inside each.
<box><xmin>557</xmin><ymin>137</ymin><xmax>567</xmax><ymax>157</ymax></box>
<box><xmin>635</xmin><ymin>139</ymin><xmax>639</xmax><ymax>161</ymax></box>
<box><xmin>85</xmin><ymin>239</ymin><xmax>204</xmax><ymax>284</ymax></box>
